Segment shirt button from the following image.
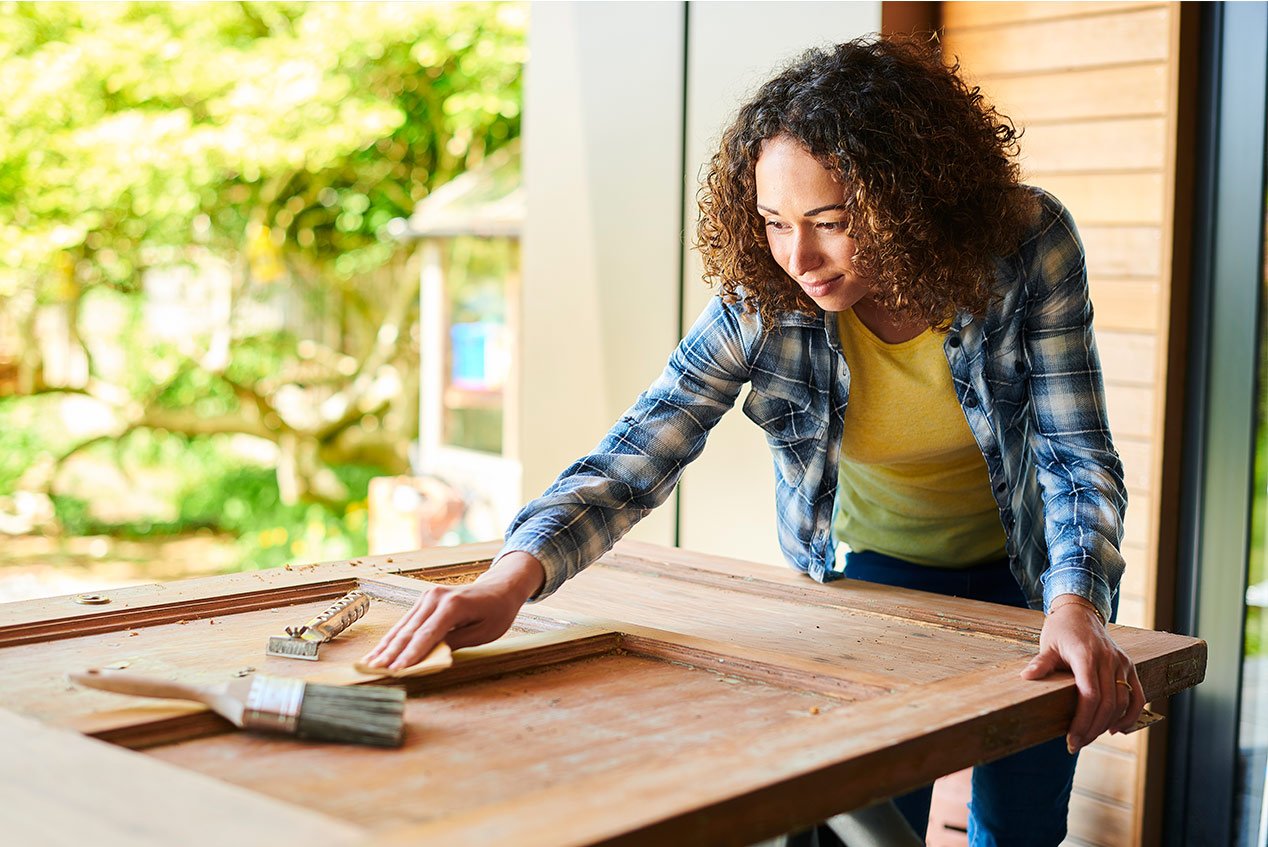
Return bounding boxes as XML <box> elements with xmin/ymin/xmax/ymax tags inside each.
<box><xmin>996</xmin><ymin>481</ymin><xmax>1007</xmax><ymax>493</ymax></box>
<box><xmin>964</xmin><ymin>392</ymin><xmax>979</xmax><ymax>408</ymax></box>
<box><xmin>948</xmin><ymin>335</ymin><xmax>962</xmax><ymax>348</ymax></box>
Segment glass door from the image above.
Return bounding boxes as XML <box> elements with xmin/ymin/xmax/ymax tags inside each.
<box><xmin>1237</xmin><ymin>140</ymin><xmax>1268</xmax><ymax>847</ymax></box>
<box><xmin>1168</xmin><ymin>4</ymin><xmax>1268</xmax><ymax>846</ymax></box>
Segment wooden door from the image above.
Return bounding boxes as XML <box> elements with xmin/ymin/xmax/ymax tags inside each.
<box><xmin>0</xmin><ymin>541</ymin><xmax>1205</xmax><ymax>846</ymax></box>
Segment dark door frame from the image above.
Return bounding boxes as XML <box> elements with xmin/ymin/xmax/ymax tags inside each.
<box><xmin>1167</xmin><ymin>3</ymin><xmax>1268</xmax><ymax>846</ymax></box>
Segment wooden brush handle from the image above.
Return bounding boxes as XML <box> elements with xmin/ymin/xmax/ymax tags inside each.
<box><xmin>68</xmin><ymin>668</ymin><xmax>214</xmax><ymax>706</ymax></box>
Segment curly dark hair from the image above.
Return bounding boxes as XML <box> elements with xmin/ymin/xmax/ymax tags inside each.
<box><xmin>696</xmin><ymin>35</ymin><xmax>1038</xmax><ymax>329</ymax></box>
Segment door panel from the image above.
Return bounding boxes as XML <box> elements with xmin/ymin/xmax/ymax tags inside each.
<box><xmin>0</xmin><ymin>541</ymin><xmax>1206</xmax><ymax>847</ymax></box>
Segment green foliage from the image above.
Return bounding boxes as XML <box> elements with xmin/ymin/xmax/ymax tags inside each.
<box><xmin>0</xmin><ymin>398</ymin><xmax>49</xmax><ymax>493</ymax></box>
<box><xmin>0</xmin><ymin>395</ymin><xmax>81</xmax><ymax>494</ymax></box>
<box><xmin>1246</xmin><ymin>311</ymin><xmax>1268</xmax><ymax>658</ymax></box>
<box><xmin>177</xmin><ymin>461</ymin><xmax>379</xmax><ymax>570</ymax></box>
<box><xmin>0</xmin><ymin>1</ymin><xmax>525</xmax><ymax>295</ymax></box>
<box><xmin>46</xmin><ymin>430</ymin><xmax>378</xmax><ymax>570</ymax></box>
<box><xmin>0</xmin><ymin>1</ymin><xmax>524</xmax><ymax>576</ymax></box>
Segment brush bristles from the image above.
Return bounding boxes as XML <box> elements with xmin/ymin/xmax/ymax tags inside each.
<box><xmin>296</xmin><ymin>683</ymin><xmax>406</xmax><ymax>748</ymax></box>
<box><xmin>266</xmin><ymin>636</ymin><xmax>321</xmax><ymax>660</ymax></box>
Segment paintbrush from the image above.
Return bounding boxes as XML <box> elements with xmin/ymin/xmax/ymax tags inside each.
<box><xmin>69</xmin><ymin>667</ymin><xmax>406</xmax><ymax>748</ymax></box>
<box><xmin>267</xmin><ymin>589</ymin><xmax>371</xmax><ymax>661</ymax></box>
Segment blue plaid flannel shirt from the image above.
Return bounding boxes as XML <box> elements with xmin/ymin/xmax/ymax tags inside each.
<box><xmin>500</xmin><ymin>187</ymin><xmax>1127</xmax><ymax>623</ymax></box>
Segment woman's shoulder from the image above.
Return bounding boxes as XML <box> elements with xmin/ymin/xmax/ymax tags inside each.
<box><xmin>993</xmin><ymin>185</ymin><xmax>1087</xmax><ymax>303</ymax></box>
<box><xmin>1015</xmin><ymin>184</ymin><xmax>1082</xmax><ymax>251</ymax></box>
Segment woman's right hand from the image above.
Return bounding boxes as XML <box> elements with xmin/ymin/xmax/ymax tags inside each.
<box><xmin>359</xmin><ymin>551</ymin><xmax>546</xmax><ymax>671</ymax></box>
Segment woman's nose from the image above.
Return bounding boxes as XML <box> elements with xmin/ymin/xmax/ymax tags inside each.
<box><xmin>787</xmin><ymin>231</ymin><xmax>822</xmax><ymax>278</ymax></box>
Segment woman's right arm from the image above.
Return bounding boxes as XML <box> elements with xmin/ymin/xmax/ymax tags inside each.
<box><xmin>362</xmin><ymin>297</ymin><xmax>755</xmax><ymax>669</ymax></box>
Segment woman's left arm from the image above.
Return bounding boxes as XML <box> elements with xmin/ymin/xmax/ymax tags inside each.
<box><xmin>1017</xmin><ymin>193</ymin><xmax>1144</xmax><ymax>753</ymax></box>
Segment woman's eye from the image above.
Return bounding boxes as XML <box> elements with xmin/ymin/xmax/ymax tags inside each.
<box><xmin>764</xmin><ymin>220</ymin><xmax>788</xmax><ymax>231</ymax></box>
<box><xmin>816</xmin><ymin>221</ymin><xmax>847</xmax><ymax>231</ymax></box>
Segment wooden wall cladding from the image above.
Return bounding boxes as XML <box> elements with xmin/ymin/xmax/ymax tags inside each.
<box><xmin>941</xmin><ymin>3</ymin><xmax>1191</xmax><ymax>845</ymax></box>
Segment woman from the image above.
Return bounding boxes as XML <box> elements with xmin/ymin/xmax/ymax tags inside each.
<box><xmin>363</xmin><ymin>36</ymin><xmax>1144</xmax><ymax>845</ymax></box>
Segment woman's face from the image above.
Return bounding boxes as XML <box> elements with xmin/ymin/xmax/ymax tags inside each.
<box><xmin>755</xmin><ymin>135</ymin><xmax>872</xmax><ymax>312</ymax></box>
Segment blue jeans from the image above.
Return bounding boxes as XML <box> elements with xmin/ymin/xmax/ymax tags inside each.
<box><xmin>843</xmin><ymin>549</ymin><xmax>1120</xmax><ymax>847</ymax></box>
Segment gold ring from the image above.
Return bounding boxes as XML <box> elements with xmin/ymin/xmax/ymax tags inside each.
<box><xmin>1115</xmin><ymin>679</ymin><xmax>1131</xmax><ymax>689</ymax></box>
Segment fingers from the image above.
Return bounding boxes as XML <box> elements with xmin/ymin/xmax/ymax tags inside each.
<box><xmin>1019</xmin><ymin>650</ymin><xmax>1060</xmax><ymax>680</ymax></box>
<box><xmin>1111</xmin><ymin>663</ymin><xmax>1147</xmax><ymax>734</ymax></box>
<box><xmin>389</xmin><ymin>603</ymin><xmax>461</xmax><ymax>669</ymax></box>
<box><xmin>384</xmin><ymin>589</ymin><xmax>492</xmax><ymax>669</ymax></box>
<box><xmin>1069</xmin><ymin>655</ymin><xmax>1145</xmax><ymax>750</ymax></box>
<box><xmin>1064</xmin><ymin>648</ymin><xmax>1101</xmax><ymax>753</ymax></box>
<box><xmin>359</xmin><ymin>589</ymin><xmax>443</xmax><ymax>668</ymax></box>
<box><xmin>358</xmin><ymin>577</ymin><xmax>526</xmax><ymax>671</ymax></box>
<box><xmin>1088</xmin><ymin>656</ymin><xmax>1121</xmax><ymax>748</ymax></box>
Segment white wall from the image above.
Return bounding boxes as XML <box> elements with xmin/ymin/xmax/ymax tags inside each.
<box><xmin>521</xmin><ymin>1</ymin><xmax>686</xmax><ymax>545</ymax></box>
<box><xmin>677</xmin><ymin>3</ymin><xmax>881</xmax><ymax>565</ymax></box>
<box><xmin>522</xmin><ymin>1</ymin><xmax>882</xmax><ymax>561</ymax></box>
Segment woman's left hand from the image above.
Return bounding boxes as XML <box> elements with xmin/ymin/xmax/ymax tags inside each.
<box><xmin>1019</xmin><ymin>595</ymin><xmax>1145</xmax><ymax>754</ymax></box>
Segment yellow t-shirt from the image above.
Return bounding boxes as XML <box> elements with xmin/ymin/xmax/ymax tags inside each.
<box><xmin>834</xmin><ymin>308</ymin><xmax>1006</xmax><ymax>567</ymax></box>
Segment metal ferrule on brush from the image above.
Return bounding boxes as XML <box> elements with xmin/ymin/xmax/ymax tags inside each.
<box><xmin>242</xmin><ymin>675</ymin><xmax>305</xmax><ymax>735</ymax></box>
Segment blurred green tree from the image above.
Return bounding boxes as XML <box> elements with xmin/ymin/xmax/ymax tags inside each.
<box><xmin>0</xmin><ymin>1</ymin><xmax>524</xmax><ymax>507</ymax></box>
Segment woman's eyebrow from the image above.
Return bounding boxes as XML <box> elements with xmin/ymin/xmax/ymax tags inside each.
<box><xmin>755</xmin><ymin>203</ymin><xmax>849</xmax><ymax>217</ymax></box>
<box><xmin>803</xmin><ymin>203</ymin><xmax>849</xmax><ymax>216</ymax></box>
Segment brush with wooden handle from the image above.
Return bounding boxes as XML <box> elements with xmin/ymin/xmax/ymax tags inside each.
<box><xmin>68</xmin><ymin>667</ymin><xmax>406</xmax><ymax>747</ymax></box>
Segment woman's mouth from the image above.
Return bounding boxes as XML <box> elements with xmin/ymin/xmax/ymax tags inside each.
<box><xmin>799</xmin><ymin>276</ymin><xmax>841</xmax><ymax>298</ymax></box>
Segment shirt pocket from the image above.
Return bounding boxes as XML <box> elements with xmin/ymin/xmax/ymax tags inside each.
<box><xmin>742</xmin><ymin>377</ymin><xmax>828</xmax><ymax>486</ymax></box>
<box><xmin>985</xmin><ymin>342</ymin><xmax>1031</xmax><ymax>424</ymax></box>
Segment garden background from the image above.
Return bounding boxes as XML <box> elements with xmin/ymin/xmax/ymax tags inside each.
<box><xmin>0</xmin><ymin>1</ymin><xmax>524</xmax><ymax>600</ymax></box>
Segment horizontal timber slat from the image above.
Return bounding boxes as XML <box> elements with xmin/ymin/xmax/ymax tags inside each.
<box><xmin>1068</xmin><ymin>788</ymin><xmax>1133</xmax><ymax>846</ymax></box>
<box><xmin>1117</xmin><ymin>592</ymin><xmax>1149</xmax><ymax>630</ymax></box>
<box><xmin>1073</xmin><ymin>744</ymin><xmax>1138</xmax><ymax>806</ymax></box>
<box><xmin>1120</xmin><ymin>547</ymin><xmax>1148</xmax><ymax>598</ymax></box>
<box><xmin>975</xmin><ymin>63</ymin><xmax>1169</xmax><ymax>124</ymax></box>
<box><xmin>1030</xmin><ymin>173</ymin><xmax>1166</xmax><ymax>225</ymax></box>
<box><xmin>1080</xmin><ymin>226</ymin><xmax>1164</xmax><ymax>279</ymax></box>
<box><xmin>946</xmin><ymin>7</ymin><xmax>1170</xmax><ymax>77</ymax></box>
<box><xmin>1115</xmin><ymin>437</ymin><xmax>1153</xmax><ymax>493</ymax></box>
<box><xmin>1121</xmin><ymin>546</ymin><xmax>1149</xmax><ymax>587</ymax></box>
<box><xmin>1099</xmin><ymin>330</ymin><xmax>1160</xmax><ymax>387</ymax></box>
<box><xmin>1091</xmin><ymin>278</ymin><xmax>1160</xmax><ymax>333</ymax></box>
<box><xmin>942</xmin><ymin>2</ymin><xmax>1163</xmax><ymax>31</ymax></box>
<box><xmin>1123</xmin><ymin>488</ymin><xmax>1152</xmax><ymax>548</ymax></box>
<box><xmin>1106</xmin><ymin>384</ymin><xmax>1155</xmax><ymax>439</ymax></box>
<box><xmin>1020</xmin><ymin>117</ymin><xmax>1167</xmax><ymax>174</ymax></box>
<box><xmin>1096</xmin><ymin>724</ymin><xmax>1147</xmax><ymax>757</ymax></box>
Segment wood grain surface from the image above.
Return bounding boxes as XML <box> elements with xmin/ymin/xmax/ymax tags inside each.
<box><xmin>0</xmin><ymin>540</ymin><xmax>1206</xmax><ymax>847</ymax></box>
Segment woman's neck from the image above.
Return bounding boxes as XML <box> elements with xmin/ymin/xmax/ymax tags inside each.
<box><xmin>850</xmin><ymin>297</ymin><xmax>928</xmax><ymax>344</ymax></box>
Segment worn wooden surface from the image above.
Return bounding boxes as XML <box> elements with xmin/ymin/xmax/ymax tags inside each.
<box><xmin>0</xmin><ymin>540</ymin><xmax>1205</xmax><ymax>846</ymax></box>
